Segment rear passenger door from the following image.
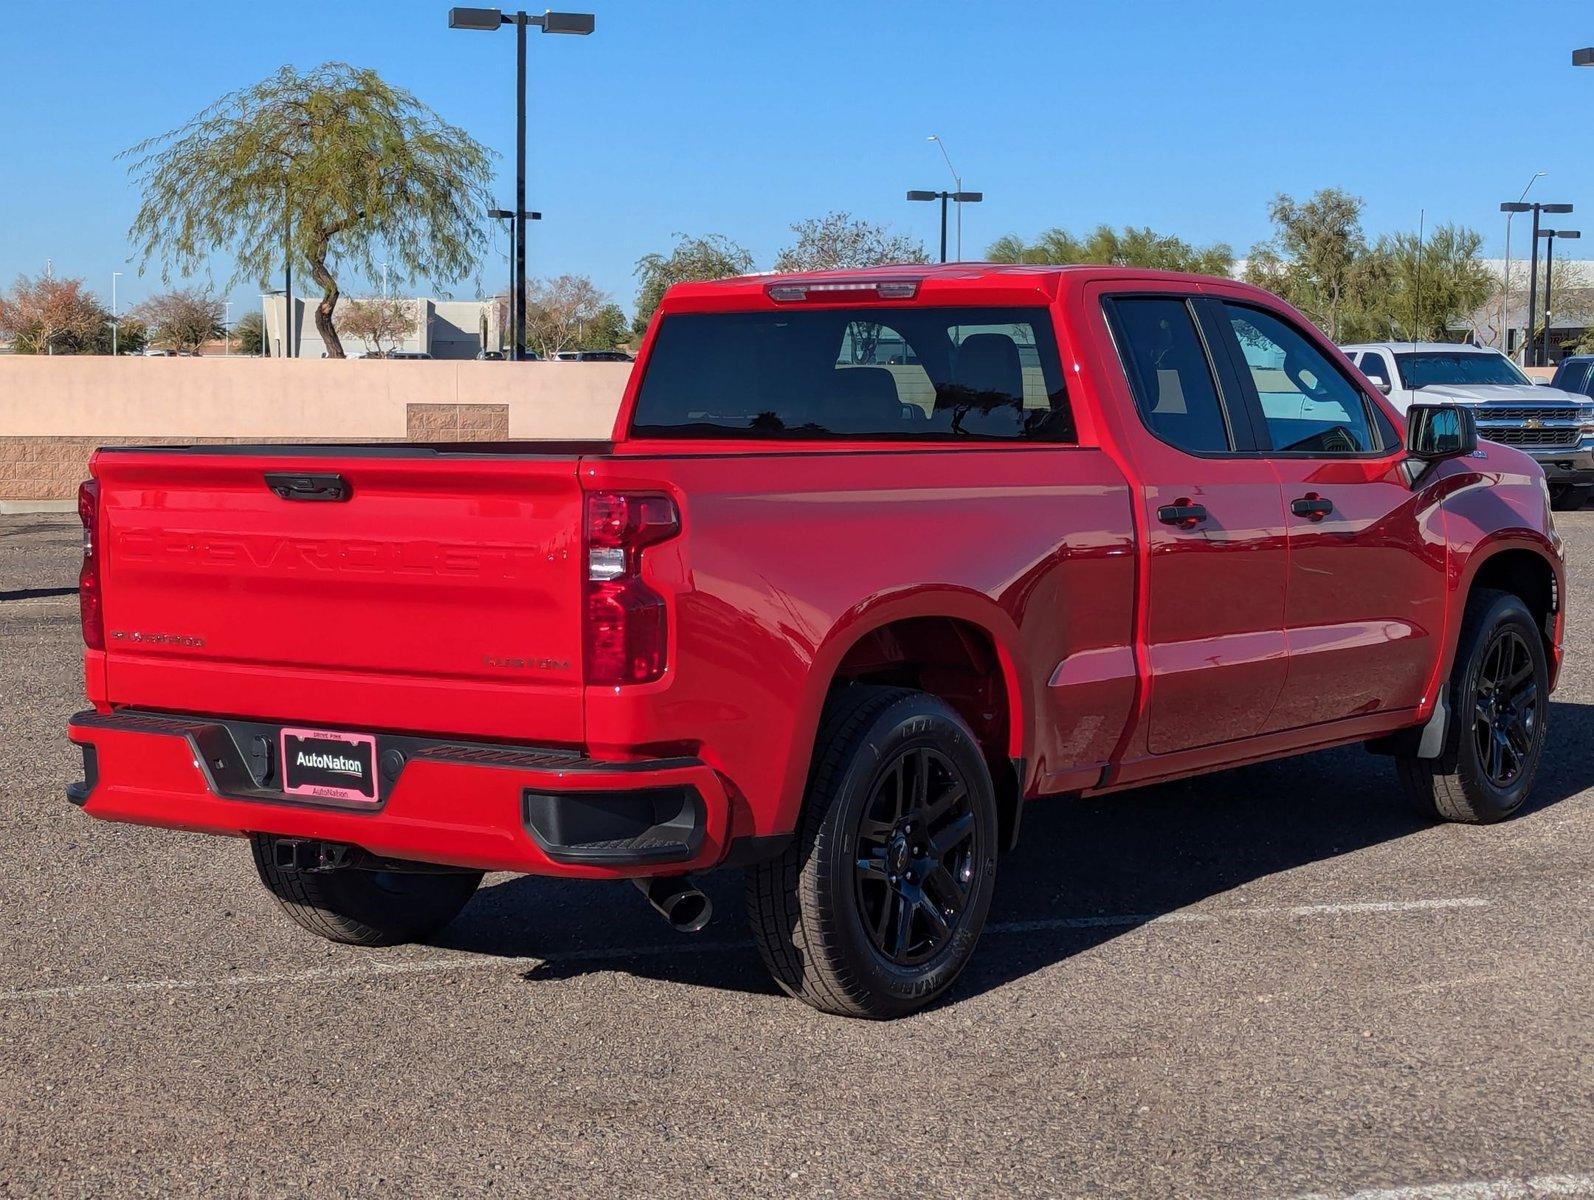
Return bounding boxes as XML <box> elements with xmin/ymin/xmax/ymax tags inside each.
<box><xmin>1101</xmin><ymin>293</ymin><xmax>1289</xmax><ymax>756</ymax></box>
<box><xmin>1208</xmin><ymin>301</ymin><xmax>1448</xmax><ymax>732</ymax></box>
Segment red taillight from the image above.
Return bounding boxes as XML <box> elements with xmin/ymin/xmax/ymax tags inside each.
<box><xmin>583</xmin><ymin>492</ymin><xmax>679</xmax><ymax>685</ymax></box>
<box><xmin>77</xmin><ymin>480</ymin><xmax>104</xmax><ymax>650</ymax></box>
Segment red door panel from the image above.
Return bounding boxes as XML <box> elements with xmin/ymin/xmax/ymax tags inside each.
<box><xmin>1141</xmin><ymin>475</ymin><xmax>1289</xmax><ymax>753</ymax></box>
<box><xmin>1268</xmin><ymin>459</ymin><xmax>1448</xmax><ymax>730</ymax></box>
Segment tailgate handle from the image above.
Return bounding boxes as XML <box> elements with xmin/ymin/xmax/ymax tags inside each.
<box><xmin>264</xmin><ymin>472</ymin><xmax>350</xmax><ymax>502</ymax></box>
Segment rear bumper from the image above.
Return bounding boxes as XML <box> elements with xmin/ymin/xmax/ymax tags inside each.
<box><xmin>66</xmin><ymin>710</ymin><xmax>734</xmax><ymax>878</ymax></box>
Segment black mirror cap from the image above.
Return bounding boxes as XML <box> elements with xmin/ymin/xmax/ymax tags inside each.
<box><xmin>1406</xmin><ymin>403</ymin><xmax>1479</xmax><ymax>461</ymax></box>
<box><xmin>1375</xmin><ymin>377</ymin><xmax>1393</xmax><ymax>395</ymax></box>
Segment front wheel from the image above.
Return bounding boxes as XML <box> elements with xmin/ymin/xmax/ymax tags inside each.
<box><xmin>250</xmin><ymin>836</ymin><xmax>483</xmax><ymax>946</ymax></box>
<box><xmin>1397</xmin><ymin>589</ymin><xmax>1549</xmax><ymax>823</ymax></box>
<box><xmin>746</xmin><ymin>686</ymin><xmax>999</xmax><ymax>1019</ymax></box>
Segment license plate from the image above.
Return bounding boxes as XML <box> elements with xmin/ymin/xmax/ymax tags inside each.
<box><xmin>280</xmin><ymin>727</ymin><xmax>379</xmax><ymax>804</ymax></box>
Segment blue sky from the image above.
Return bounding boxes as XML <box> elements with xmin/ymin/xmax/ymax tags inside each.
<box><xmin>2</xmin><ymin>0</ymin><xmax>1591</xmax><ymax>321</ymax></box>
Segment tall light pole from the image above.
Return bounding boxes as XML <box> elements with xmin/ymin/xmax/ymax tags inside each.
<box><xmin>1499</xmin><ymin>172</ymin><xmax>1543</xmax><ymax>355</ymax></box>
<box><xmin>450</xmin><ymin>7</ymin><xmax>594</xmax><ymax>361</ymax></box>
<box><xmin>1502</xmin><ymin>201</ymin><xmax>1573</xmax><ymax>366</ymax></box>
<box><xmin>1539</xmin><ymin>228</ymin><xmax>1581</xmax><ymax>366</ymax></box>
<box><xmin>489</xmin><ymin>205</ymin><xmax>541</xmax><ymax>351</ymax></box>
<box><xmin>927</xmin><ymin>134</ymin><xmax>970</xmax><ymax>260</ymax></box>
<box><xmin>907</xmin><ymin>190</ymin><xmax>984</xmax><ymax>264</ymax></box>
<box><xmin>111</xmin><ymin>270</ymin><xmax>122</xmax><ymax>357</ymax></box>
<box><xmin>224</xmin><ymin>299</ymin><xmax>232</xmax><ymax>356</ymax></box>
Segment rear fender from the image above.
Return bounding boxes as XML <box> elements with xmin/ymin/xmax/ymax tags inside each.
<box><xmin>773</xmin><ymin>587</ymin><xmax>1028</xmax><ymax>836</ymax></box>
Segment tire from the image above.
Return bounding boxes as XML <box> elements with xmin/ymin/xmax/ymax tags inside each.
<box><xmin>250</xmin><ymin>836</ymin><xmax>483</xmax><ymax>947</ymax></box>
<box><xmin>1548</xmin><ymin>483</ymin><xmax>1591</xmax><ymax>512</ymax></box>
<box><xmin>1397</xmin><ymin>589</ymin><xmax>1549</xmax><ymax>824</ymax></box>
<box><xmin>745</xmin><ymin>686</ymin><xmax>1000</xmax><ymax>1019</ymax></box>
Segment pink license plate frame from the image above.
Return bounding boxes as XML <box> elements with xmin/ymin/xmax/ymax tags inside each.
<box><xmin>279</xmin><ymin>727</ymin><xmax>380</xmax><ymax>805</ymax></box>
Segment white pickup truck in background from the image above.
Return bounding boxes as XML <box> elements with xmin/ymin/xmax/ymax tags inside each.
<box><xmin>1343</xmin><ymin>341</ymin><xmax>1594</xmax><ymax>510</ymax></box>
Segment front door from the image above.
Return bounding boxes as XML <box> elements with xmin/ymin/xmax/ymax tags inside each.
<box><xmin>1100</xmin><ymin>293</ymin><xmax>1290</xmax><ymax>756</ymax></box>
<box><xmin>1209</xmin><ymin>299</ymin><xmax>1449</xmax><ymax>731</ymax></box>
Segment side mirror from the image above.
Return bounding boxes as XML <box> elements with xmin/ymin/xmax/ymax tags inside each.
<box><xmin>1406</xmin><ymin>403</ymin><xmax>1478</xmax><ymax>461</ymax></box>
<box><xmin>1373</xmin><ymin>377</ymin><xmax>1393</xmax><ymax>395</ymax></box>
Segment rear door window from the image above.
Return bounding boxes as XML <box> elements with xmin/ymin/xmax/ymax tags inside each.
<box><xmin>630</xmin><ymin>306</ymin><xmax>1074</xmax><ymax>442</ymax></box>
<box><xmin>1104</xmin><ymin>297</ymin><xmax>1234</xmax><ymax>454</ymax></box>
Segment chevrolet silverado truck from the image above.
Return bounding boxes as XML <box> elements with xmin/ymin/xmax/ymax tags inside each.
<box><xmin>1343</xmin><ymin>341</ymin><xmax>1594</xmax><ymax>511</ymax></box>
<box><xmin>67</xmin><ymin>266</ymin><xmax>1566</xmax><ymax>1019</ymax></box>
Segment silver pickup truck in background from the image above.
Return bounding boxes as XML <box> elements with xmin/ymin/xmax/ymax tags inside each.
<box><xmin>1343</xmin><ymin>341</ymin><xmax>1594</xmax><ymax>510</ymax></box>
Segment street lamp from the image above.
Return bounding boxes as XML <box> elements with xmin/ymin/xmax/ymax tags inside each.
<box><xmin>1573</xmin><ymin>47</ymin><xmax>1594</xmax><ymax>66</ymax></box>
<box><xmin>1539</xmin><ymin>228</ymin><xmax>1581</xmax><ymax>366</ymax></box>
<box><xmin>926</xmin><ymin>134</ymin><xmax>977</xmax><ymax>260</ymax></box>
<box><xmin>488</xmin><ymin>205</ymin><xmax>541</xmax><ymax>351</ymax></box>
<box><xmin>908</xmin><ymin>189</ymin><xmax>984</xmax><ymax>264</ymax></box>
<box><xmin>449</xmin><ymin>7</ymin><xmax>594</xmax><ymax>361</ymax></box>
<box><xmin>1498</xmin><ymin>173</ymin><xmax>1543</xmax><ymax>356</ymax></box>
<box><xmin>1501</xmin><ymin>200</ymin><xmax>1572</xmax><ymax>365</ymax></box>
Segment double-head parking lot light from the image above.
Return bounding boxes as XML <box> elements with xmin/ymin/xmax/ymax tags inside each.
<box><xmin>449</xmin><ymin>8</ymin><xmax>594</xmax><ymax>360</ymax></box>
<box><xmin>907</xmin><ymin>189</ymin><xmax>984</xmax><ymax>264</ymax></box>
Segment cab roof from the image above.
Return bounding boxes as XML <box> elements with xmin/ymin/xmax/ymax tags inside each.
<box><xmin>659</xmin><ymin>261</ymin><xmax>1263</xmax><ymax>310</ymax></box>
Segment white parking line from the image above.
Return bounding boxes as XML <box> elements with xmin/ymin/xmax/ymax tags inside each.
<box><xmin>1294</xmin><ymin>1173</ymin><xmax>1594</xmax><ymax>1199</ymax></box>
<box><xmin>0</xmin><ymin>895</ymin><xmax>1491</xmax><ymax>1005</ymax></box>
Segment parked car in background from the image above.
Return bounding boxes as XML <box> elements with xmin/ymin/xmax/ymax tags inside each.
<box><xmin>67</xmin><ymin>266</ymin><xmax>1566</xmax><ymax>1019</ymax></box>
<box><xmin>553</xmin><ymin>350</ymin><xmax>633</xmax><ymax>362</ymax></box>
<box><xmin>1550</xmin><ymin>354</ymin><xmax>1594</xmax><ymax>399</ymax></box>
<box><xmin>383</xmin><ymin>350</ymin><xmax>434</xmax><ymax>361</ymax></box>
<box><xmin>475</xmin><ymin>349</ymin><xmax>505</xmax><ymax>361</ymax></box>
<box><xmin>1344</xmin><ymin>341</ymin><xmax>1594</xmax><ymax>510</ymax></box>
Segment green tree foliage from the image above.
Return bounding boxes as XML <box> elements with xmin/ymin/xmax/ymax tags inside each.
<box><xmin>522</xmin><ymin>274</ymin><xmax>611</xmax><ymax>359</ymax></box>
<box><xmin>231</xmin><ymin>310</ymin><xmax>265</xmax><ymax>356</ymax></box>
<box><xmin>988</xmin><ymin>225</ymin><xmax>1233</xmax><ymax>275</ymax></box>
<box><xmin>0</xmin><ymin>273</ymin><xmax>111</xmax><ymax>354</ymax></box>
<box><xmin>102</xmin><ymin>314</ymin><xmax>149</xmax><ymax>355</ymax></box>
<box><xmin>633</xmin><ymin>234</ymin><xmax>755</xmax><ymax>336</ymax></box>
<box><xmin>124</xmin><ymin>63</ymin><xmax>492</xmax><ymax>358</ymax></box>
<box><xmin>1247</xmin><ymin>189</ymin><xmax>1496</xmax><ymax>344</ymax></box>
<box><xmin>1364</xmin><ymin>225</ymin><xmax>1495</xmax><ymax>343</ymax></box>
<box><xmin>137</xmin><ymin>289</ymin><xmax>226</xmax><ymax>353</ymax></box>
<box><xmin>579</xmin><ymin>303</ymin><xmax>630</xmax><ymax>351</ymax></box>
<box><xmin>1244</xmin><ymin>189</ymin><xmax>1368</xmax><ymax>341</ymax></box>
<box><xmin>773</xmin><ymin>212</ymin><xmax>928</xmax><ymax>273</ymax></box>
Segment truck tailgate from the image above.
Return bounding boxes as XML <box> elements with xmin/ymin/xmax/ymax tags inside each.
<box><xmin>92</xmin><ymin>449</ymin><xmax>586</xmax><ymax>744</ymax></box>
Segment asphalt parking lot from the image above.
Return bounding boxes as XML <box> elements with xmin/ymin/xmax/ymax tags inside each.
<box><xmin>1</xmin><ymin>512</ymin><xmax>1589</xmax><ymax>1199</ymax></box>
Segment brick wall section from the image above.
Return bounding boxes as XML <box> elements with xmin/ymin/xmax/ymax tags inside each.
<box><xmin>405</xmin><ymin>403</ymin><xmax>509</xmax><ymax>441</ymax></box>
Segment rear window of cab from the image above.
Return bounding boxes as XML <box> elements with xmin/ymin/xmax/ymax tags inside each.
<box><xmin>629</xmin><ymin>306</ymin><xmax>1075</xmax><ymax>442</ymax></box>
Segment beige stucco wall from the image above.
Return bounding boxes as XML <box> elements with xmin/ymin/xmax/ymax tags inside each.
<box><xmin>0</xmin><ymin>357</ymin><xmax>628</xmax><ymax>439</ymax></box>
<box><xmin>0</xmin><ymin>358</ymin><xmax>631</xmax><ymax>506</ymax></box>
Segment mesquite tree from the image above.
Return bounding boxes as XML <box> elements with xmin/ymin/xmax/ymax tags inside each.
<box><xmin>124</xmin><ymin>63</ymin><xmax>491</xmax><ymax>357</ymax></box>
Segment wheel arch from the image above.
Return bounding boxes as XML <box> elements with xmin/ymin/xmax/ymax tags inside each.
<box><xmin>1452</xmin><ymin>531</ymin><xmax>1563</xmax><ymax>683</ymax></box>
<box><xmin>774</xmin><ymin>589</ymin><xmax>1030</xmax><ymax>846</ymax></box>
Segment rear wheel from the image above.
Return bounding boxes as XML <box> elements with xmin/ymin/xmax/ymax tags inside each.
<box><xmin>1397</xmin><ymin>589</ymin><xmax>1549</xmax><ymax>823</ymax></box>
<box><xmin>250</xmin><ymin>836</ymin><xmax>482</xmax><ymax>946</ymax></box>
<box><xmin>1548</xmin><ymin>483</ymin><xmax>1591</xmax><ymax>512</ymax></box>
<box><xmin>745</xmin><ymin>686</ymin><xmax>999</xmax><ymax>1019</ymax></box>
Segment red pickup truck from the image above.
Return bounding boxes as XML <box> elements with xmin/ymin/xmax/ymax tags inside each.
<box><xmin>67</xmin><ymin>265</ymin><xmax>1565</xmax><ymax>1018</ymax></box>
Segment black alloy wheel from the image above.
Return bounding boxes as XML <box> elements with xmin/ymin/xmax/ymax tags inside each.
<box><xmin>853</xmin><ymin>746</ymin><xmax>979</xmax><ymax>967</ymax></box>
<box><xmin>1470</xmin><ymin>627</ymin><xmax>1541</xmax><ymax>789</ymax></box>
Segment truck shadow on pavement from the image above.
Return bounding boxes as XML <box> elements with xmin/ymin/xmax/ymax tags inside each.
<box><xmin>437</xmin><ymin>699</ymin><xmax>1593</xmax><ymax>1010</ymax></box>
